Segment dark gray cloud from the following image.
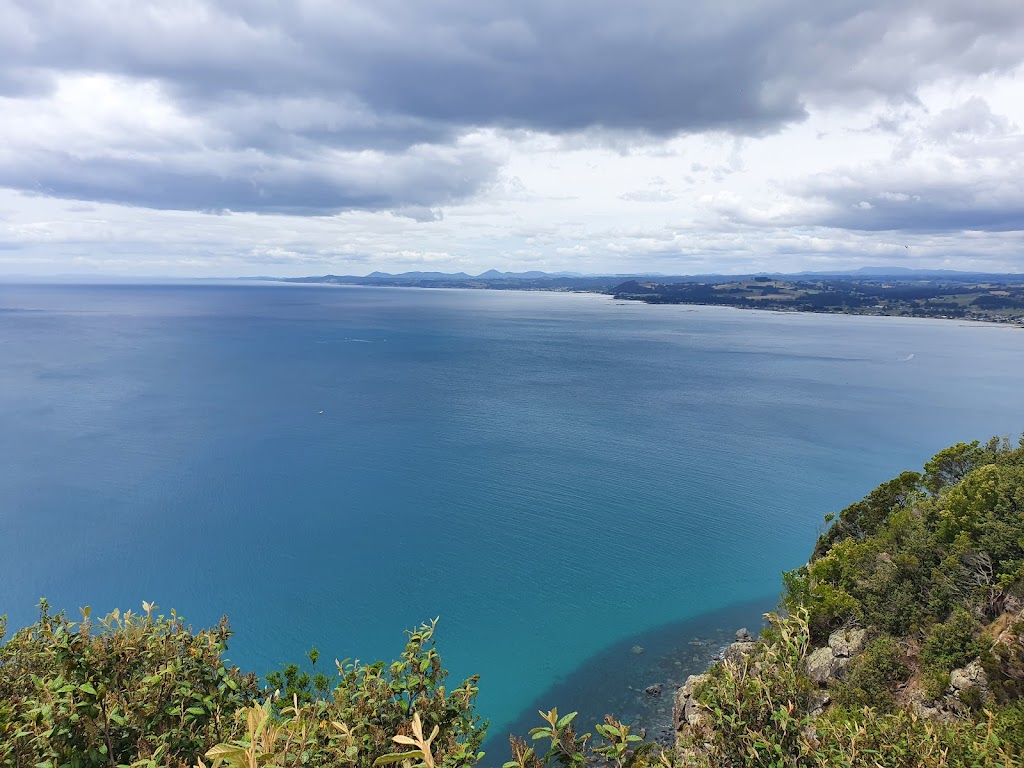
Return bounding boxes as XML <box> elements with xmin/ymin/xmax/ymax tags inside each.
<box><xmin>803</xmin><ymin>182</ymin><xmax>1024</xmax><ymax>233</ymax></box>
<box><xmin>3</xmin><ymin>144</ymin><xmax>498</xmax><ymax>215</ymax></box>
<box><xmin>9</xmin><ymin>0</ymin><xmax>1022</xmax><ymax>132</ymax></box>
<box><xmin>2</xmin><ymin>0</ymin><xmax>1024</xmax><ymax>215</ymax></box>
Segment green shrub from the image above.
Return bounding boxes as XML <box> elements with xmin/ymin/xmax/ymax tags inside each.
<box><xmin>199</xmin><ymin>619</ymin><xmax>487</xmax><ymax>768</ymax></box>
<box><xmin>0</xmin><ymin>600</ymin><xmax>258</xmax><ymax>768</ymax></box>
<box><xmin>813</xmin><ymin>707</ymin><xmax>1020</xmax><ymax>767</ymax></box>
<box><xmin>993</xmin><ymin>700</ymin><xmax>1024</xmax><ymax>756</ymax></box>
<box><xmin>832</xmin><ymin>634</ymin><xmax>907</xmax><ymax>711</ymax></box>
<box><xmin>679</xmin><ymin>612</ymin><xmax>1023</xmax><ymax>767</ymax></box>
<box><xmin>679</xmin><ymin>611</ymin><xmax>819</xmax><ymax>767</ymax></box>
<box><xmin>920</xmin><ymin>608</ymin><xmax>984</xmax><ymax>675</ymax></box>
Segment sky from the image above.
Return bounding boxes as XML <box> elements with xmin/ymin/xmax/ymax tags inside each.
<box><xmin>1</xmin><ymin>0</ymin><xmax>1023</xmax><ymax>277</ymax></box>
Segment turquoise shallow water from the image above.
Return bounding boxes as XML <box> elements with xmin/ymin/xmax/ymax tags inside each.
<box><xmin>2</xmin><ymin>283</ymin><xmax>1023</xmax><ymax>750</ymax></box>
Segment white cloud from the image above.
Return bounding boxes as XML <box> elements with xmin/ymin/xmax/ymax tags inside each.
<box><xmin>0</xmin><ymin>1</ymin><xmax>1023</xmax><ymax>275</ymax></box>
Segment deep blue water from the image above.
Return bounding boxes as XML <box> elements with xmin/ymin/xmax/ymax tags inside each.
<box><xmin>2</xmin><ymin>283</ymin><xmax>1023</xmax><ymax>749</ymax></box>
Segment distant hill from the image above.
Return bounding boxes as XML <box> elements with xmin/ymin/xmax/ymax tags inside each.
<box><xmin>261</xmin><ymin>266</ymin><xmax>1023</xmax><ymax>288</ymax></box>
<box><xmin>257</xmin><ymin>269</ymin><xmax>1024</xmax><ymax>326</ymax></box>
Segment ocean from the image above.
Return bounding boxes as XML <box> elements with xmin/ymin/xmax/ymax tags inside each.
<box><xmin>2</xmin><ymin>283</ymin><xmax>1022</xmax><ymax>751</ymax></box>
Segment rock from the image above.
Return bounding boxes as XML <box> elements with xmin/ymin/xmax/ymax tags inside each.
<box><xmin>808</xmin><ymin>690</ymin><xmax>831</xmax><ymax>717</ymax></box>
<box><xmin>949</xmin><ymin>659</ymin><xmax>989</xmax><ymax>702</ymax></box>
<box><xmin>673</xmin><ymin>674</ymin><xmax>710</xmax><ymax>732</ymax></box>
<box><xmin>724</xmin><ymin>641</ymin><xmax>759</xmax><ymax>666</ymax></box>
<box><xmin>805</xmin><ymin>629</ymin><xmax>866</xmax><ymax>685</ymax></box>
<box><xmin>735</xmin><ymin>627</ymin><xmax>754</xmax><ymax>643</ymax></box>
<box><xmin>645</xmin><ymin>684</ymin><xmax>663</xmax><ymax>696</ymax></box>
<box><xmin>828</xmin><ymin>628</ymin><xmax>867</xmax><ymax>658</ymax></box>
<box><xmin>949</xmin><ymin>660</ymin><xmax>986</xmax><ymax>690</ymax></box>
<box><xmin>805</xmin><ymin>646</ymin><xmax>843</xmax><ymax>684</ymax></box>
<box><xmin>674</xmin><ymin>675</ymin><xmax>714</xmax><ymax>766</ymax></box>
<box><xmin>906</xmin><ymin>684</ymin><xmax>955</xmax><ymax>723</ymax></box>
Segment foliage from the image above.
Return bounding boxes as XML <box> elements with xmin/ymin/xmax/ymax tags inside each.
<box><xmin>679</xmin><ymin>612</ymin><xmax>1023</xmax><ymax>767</ymax></box>
<box><xmin>0</xmin><ymin>601</ymin><xmax>258</xmax><ymax>768</ymax></box>
<box><xmin>682</xmin><ymin>611</ymin><xmax>818</xmax><ymax>767</ymax></box>
<box><xmin>198</xmin><ymin>618</ymin><xmax>486</xmax><ymax>768</ymax></box>
<box><xmin>504</xmin><ymin>709</ymin><xmax>660</xmax><ymax>768</ymax></box>
<box><xmin>687</xmin><ymin>435</ymin><xmax>1024</xmax><ymax>766</ymax></box>
<box><xmin>919</xmin><ymin>608</ymin><xmax>984</xmax><ymax>676</ymax></box>
<box><xmin>811</xmin><ymin>706</ymin><xmax>1019</xmax><ymax>767</ymax></box>
<box><xmin>0</xmin><ymin>607</ymin><xmax>484</xmax><ymax>768</ymax></box>
<box><xmin>831</xmin><ymin>635</ymin><xmax>907</xmax><ymax>711</ymax></box>
<box><xmin>786</xmin><ymin>435</ymin><xmax>1024</xmax><ymax>642</ymax></box>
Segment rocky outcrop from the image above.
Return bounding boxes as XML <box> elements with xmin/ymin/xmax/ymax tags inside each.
<box><xmin>805</xmin><ymin>645</ymin><xmax>844</xmax><ymax>684</ymax></box>
<box><xmin>949</xmin><ymin>659</ymin><xmax>989</xmax><ymax>703</ymax></box>
<box><xmin>808</xmin><ymin>690</ymin><xmax>831</xmax><ymax>718</ymax></box>
<box><xmin>673</xmin><ymin>673</ymin><xmax>710</xmax><ymax>733</ymax></box>
<box><xmin>673</xmin><ymin>629</ymin><xmax>763</xmax><ymax>760</ymax></box>
<box><xmin>723</xmin><ymin>640</ymin><xmax>758</xmax><ymax>666</ymax></box>
<box><xmin>905</xmin><ymin>658</ymin><xmax>991</xmax><ymax>720</ymax></box>
<box><xmin>673</xmin><ymin>673</ymin><xmax>712</xmax><ymax>764</ymax></box>
<box><xmin>828</xmin><ymin>628</ymin><xmax>867</xmax><ymax>659</ymax></box>
<box><xmin>722</xmin><ymin>626</ymin><xmax>759</xmax><ymax>666</ymax></box>
<box><xmin>805</xmin><ymin>628</ymin><xmax>867</xmax><ymax>684</ymax></box>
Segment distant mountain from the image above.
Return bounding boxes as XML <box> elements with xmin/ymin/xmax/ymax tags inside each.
<box><xmin>475</xmin><ymin>269</ymin><xmax>572</xmax><ymax>279</ymax></box>
<box><xmin>261</xmin><ymin>266</ymin><xmax>1024</xmax><ymax>290</ymax></box>
<box><xmin>365</xmin><ymin>271</ymin><xmax>474</xmax><ymax>280</ymax></box>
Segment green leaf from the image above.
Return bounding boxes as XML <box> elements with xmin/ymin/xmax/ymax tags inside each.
<box><xmin>79</xmin><ymin>683</ymin><xmax>97</xmax><ymax>695</ymax></box>
<box><xmin>556</xmin><ymin>712</ymin><xmax>577</xmax><ymax>729</ymax></box>
<box><xmin>373</xmin><ymin>749</ymin><xmax>422</xmax><ymax>766</ymax></box>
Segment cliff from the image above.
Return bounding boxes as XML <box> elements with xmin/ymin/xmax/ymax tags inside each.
<box><xmin>671</xmin><ymin>436</ymin><xmax>1024</xmax><ymax>766</ymax></box>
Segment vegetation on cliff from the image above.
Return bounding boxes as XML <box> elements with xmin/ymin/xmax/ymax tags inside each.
<box><xmin>0</xmin><ymin>611</ymin><xmax>485</xmax><ymax>768</ymax></box>
<box><xmin>3</xmin><ymin>437</ymin><xmax>1024</xmax><ymax>767</ymax></box>
<box><xmin>678</xmin><ymin>436</ymin><xmax>1024</xmax><ymax>766</ymax></box>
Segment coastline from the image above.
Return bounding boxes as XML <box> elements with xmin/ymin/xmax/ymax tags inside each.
<box><xmin>610</xmin><ymin>295</ymin><xmax>1024</xmax><ymax>328</ymax></box>
<box><xmin>486</xmin><ymin>595</ymin><xmax>776</xmax><ymax>757</ymax></box>
<box><xmin>261</xmin><ymin>279</ymin><xmax>1024</xmax><ymax>328</ymax></box>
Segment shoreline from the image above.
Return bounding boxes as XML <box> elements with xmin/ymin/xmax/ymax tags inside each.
<box><xmin>262</xmin><ymin>280</ymin><xmax>1024</xmax><ymax>328</ymax></box>
<box><xmin>7</xmin><ymin>279</ymin><xmax>1021</xmax><ymax>328</ymax></box>
<box><xmin>485</xmin><ymin>595</ymin><xmax>776</xmax><ymax>757</ymax></box>
<box><xmin>611</xmin><ymin>295</ymin><xmax>1024</xmax><ymax>328</ymax></box>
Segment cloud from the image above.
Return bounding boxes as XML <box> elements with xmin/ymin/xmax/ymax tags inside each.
<box><xmin>0</xmin><ymin>74</ymin><xmax>504</xmax><ymax>214</ymax></box>
<box><xmin>391</xmin><ymin>206</ymin><xmax>445</xmax><ymax>223</ymax></box>
<box><xmin>795</xmin><ymin>97</ymin><xmax>1024</xmax><ymax>233</ymax></box>
<box><xmin>809</xmin><ymin>181</ymin><xmax>1024</xmax><ymax>233</ymax></box>
<box><xmin>1</xmin><ymin>1</ymin><xmax>1023</xmax><ymax>276</ymax></box>
<box><xmin>3</xmin><ymin>0</ymin><xmax>1024</xmax><ymax>217</ymax></box>
<box><xmin>3</xmin><ymin>140</ymin><xmax>500</xmax><ymax>215</ymax></box>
